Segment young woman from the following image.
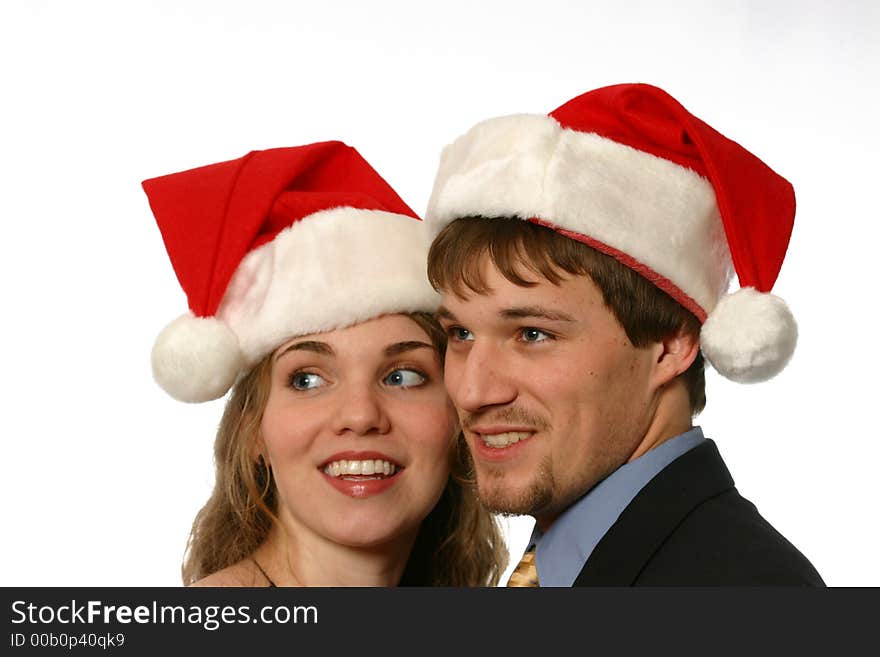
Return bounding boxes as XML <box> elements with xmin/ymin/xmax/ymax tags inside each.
<box><xmin>143</xmin><ymin>142</ymin><xmax>507</xmax><ymax>586</ymax></box>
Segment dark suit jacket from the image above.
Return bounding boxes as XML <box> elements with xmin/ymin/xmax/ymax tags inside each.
<box><xmin>573</xmin><ymin>440</ymin><xmax>824</xmax><ymax>586</ymax></box>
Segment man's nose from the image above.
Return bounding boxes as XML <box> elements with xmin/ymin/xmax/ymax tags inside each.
<box><xmin>445</xmin><ymin>340</ymin><xmax>517</xmax><ymax>413</ymax></box>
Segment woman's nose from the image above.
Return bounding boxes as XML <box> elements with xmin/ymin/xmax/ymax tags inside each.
<box><xmin>332</xmin><ymin>385</ymin><xmax>391</xmax><ymax>436</ymax></box>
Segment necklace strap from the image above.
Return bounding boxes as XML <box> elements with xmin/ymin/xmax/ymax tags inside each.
<box><xmin>250</xmin><ymin>557</ymin><xmax>276</xmax><ymax>587</ymax></box>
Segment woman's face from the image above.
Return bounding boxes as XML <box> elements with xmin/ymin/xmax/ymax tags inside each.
<box><xmin>260</xmin><ymin>314</ymin><xmax>455</xmax><ymax>549</ymax></box>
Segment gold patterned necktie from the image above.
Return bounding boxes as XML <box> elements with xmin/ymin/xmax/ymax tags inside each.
<box><xmin>506</xmin><ymin>545</ymin><xmax>539</xmax><ymax>587</ymax></box>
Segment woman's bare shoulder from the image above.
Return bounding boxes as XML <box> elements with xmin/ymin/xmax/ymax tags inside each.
<box><xmin>188</xmin><ymin>560</ymin><xmax>265</xmax><ymax>587</ymax></box>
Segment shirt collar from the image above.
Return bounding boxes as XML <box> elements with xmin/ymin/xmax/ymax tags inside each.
<box><xmin>528</xmin><ymin>427</ymin><xmax>706</xmax><ymax>586</ymax></box>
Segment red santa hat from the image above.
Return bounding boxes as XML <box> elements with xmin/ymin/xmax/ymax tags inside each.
<box><xmin>144</xmin><ymin>141</ymin><xmax>439</xmax><ymax>403</ymax></box>
<box><xmin>426</xmin><ymin>83</ymin><xmax>797</xmax><ymax>383</ymax></box>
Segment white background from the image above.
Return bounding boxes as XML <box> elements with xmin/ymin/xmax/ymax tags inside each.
<box><xmin>1</xmin><ymin>0</ymin><xmax>877</xmax><ymax>586</ymax></box>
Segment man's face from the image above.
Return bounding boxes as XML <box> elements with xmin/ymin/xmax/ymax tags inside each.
<box><xmin>438</xmin><ymin>257</ymin><xmax>659</xmax><ymax>524</ymax></box>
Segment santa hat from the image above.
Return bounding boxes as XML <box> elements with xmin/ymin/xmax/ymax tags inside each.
<box><xmin>426</xmin><ymin>83</ymin><xmax>797</xmax><ymax>383</ymax></box>
<box><xmin>144</xmin><ymin>141</ymin><xmax>439</xmax><ymax>403</ymax></box>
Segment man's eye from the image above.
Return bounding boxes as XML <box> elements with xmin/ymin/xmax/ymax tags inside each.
<box><xmin>289</xmin><ymin>372</ymin><xmax>326</xmax><ymax>390</ymax></box>
<box><xmin>449</xmin><ymin>326</ymin><xmax>474</xmax><ymax>341</ymax></box>
<box><xmin>521</xmin><ymin>328</ymin><xmax>550</xmax><ymax>343</ymax></box>
<box><xmin>383</xmin><ymin>369</ymin><xmax>426</xmax><ymax>388</ymax></box>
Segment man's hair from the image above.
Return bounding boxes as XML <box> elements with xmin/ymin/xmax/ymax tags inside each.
<box><xmin>427</xmin><ymin>216</ymin><xmax>706</xmax><ymax>414</ymax></box>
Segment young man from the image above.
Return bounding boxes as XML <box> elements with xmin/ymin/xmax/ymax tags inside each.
<box><xmin>425</xmin><ymin>83</ymin><xmax>823</xmax><ymax>586</ymax></box>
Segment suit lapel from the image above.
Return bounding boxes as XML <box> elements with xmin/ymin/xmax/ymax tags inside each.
<box><xmin>573</xmin><ymin>440</ymin><xmax>734</xmax><ymax>586</ymax></box>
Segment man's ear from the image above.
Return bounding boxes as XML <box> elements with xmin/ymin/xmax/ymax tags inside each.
<box><xmin>651</xmin><ymin>327</ymin><xmax>700</xmax><ymax>389</ymax></box>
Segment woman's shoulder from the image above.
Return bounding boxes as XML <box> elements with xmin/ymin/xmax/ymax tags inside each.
<box><xmin>188</xmin><ymin>559</ymin><xmax>267</xmax><ymax>587</ymax></box>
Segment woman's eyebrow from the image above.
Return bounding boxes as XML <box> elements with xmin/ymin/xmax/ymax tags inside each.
<box><xmin>384</xmin><ymin>341</ymin><xmax>433</xmax><ymax>358</ymax></box>
<box><xmin>275</xmin><ymin>340</ymin><xmax>334</xmax><ymax>362</ymax></box>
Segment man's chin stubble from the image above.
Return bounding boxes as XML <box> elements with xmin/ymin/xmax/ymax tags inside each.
<box><xmin>475</xmin><ymin>456</ymin><xmax>555</xmax><ymax>516</ymax></box>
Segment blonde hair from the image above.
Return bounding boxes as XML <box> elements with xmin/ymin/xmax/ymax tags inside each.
<box><xmin>181</xmin><ymin>312</ymin><xmax>507</xmax><ymax>586</ymax></box>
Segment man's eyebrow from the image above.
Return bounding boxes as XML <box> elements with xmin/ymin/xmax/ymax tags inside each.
<box><xmin>436</xmin><ymin>306</ymin><xmax>457</xmax><ymax>321</ymax></box>
<box><xmin>275</xmin><ymin>340</ymin><xmax>334</xmax><ymax>361</ymax></box>
<box><xmin>384</xmin><ymin>341</ymin><xmax>434</xmax><ymax>358</ymax></box>
<box><xmin>499</xmin><ymin>306</ymin><xmax>575</xmax><ymax>322</ymax></box>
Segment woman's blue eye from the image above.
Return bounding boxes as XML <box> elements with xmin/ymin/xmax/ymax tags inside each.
<box><xmin>290</xmin><ymin>372</ymin><xmax>326</xmax><ymax>390</ymax></box>
<box><xmin>450</xmin><ymin>327</ymin><xmax>473</xmax><ymax>341</ymax></box>
<box><xmin>521</xmin><ymin>327</ymin><xmax>550</xmax><ymax>343</ymax></box>
<box><xmin>384</xmin><ymin>369</ymin><xmax>426</xmax><ymax>388</ymax></box>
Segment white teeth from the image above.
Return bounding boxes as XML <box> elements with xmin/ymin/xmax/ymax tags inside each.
<box><xmin>481</xmin><ymin>431</ymin><xmax>532</xmax><ymax>448</ymax></box>
<box><xmin>322</xmin><ymin>459</ymin><xmax>398</xmax><ymax>477</ymax></box>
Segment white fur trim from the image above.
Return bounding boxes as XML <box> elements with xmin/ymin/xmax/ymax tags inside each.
<box><xmin>426</xmin><ymin>114</ymin><xmax>734</xmax><ymax>315</ymax></box>
<box><xmin>427</xmin><ymin>115</ymin><xmax>559</xmax><ymax>230</ymax></box>
<box><xmin>217</xmin><ymin>208</ymin><xmax>440</xmax><ymax>367</ymax></box>
<box><xmin>701</xmin><ymin>287</ymin><xmax>797</xmax><ymax>383</ymax></box>
<box><xmin>152</xmin><ymin>314</ymin><xmax>243</xmax><ymax>402</ymax></box>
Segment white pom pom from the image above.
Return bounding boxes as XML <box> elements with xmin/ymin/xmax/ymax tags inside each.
<box><xmin>701</xmin><ymin>287</ymin><xmax>797</xmax><ymax>383</ymax></box>
<box><xmin>151</xmin><ymin>314</ymin><xmax>244</xmax><ymax>402</ymax></box>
